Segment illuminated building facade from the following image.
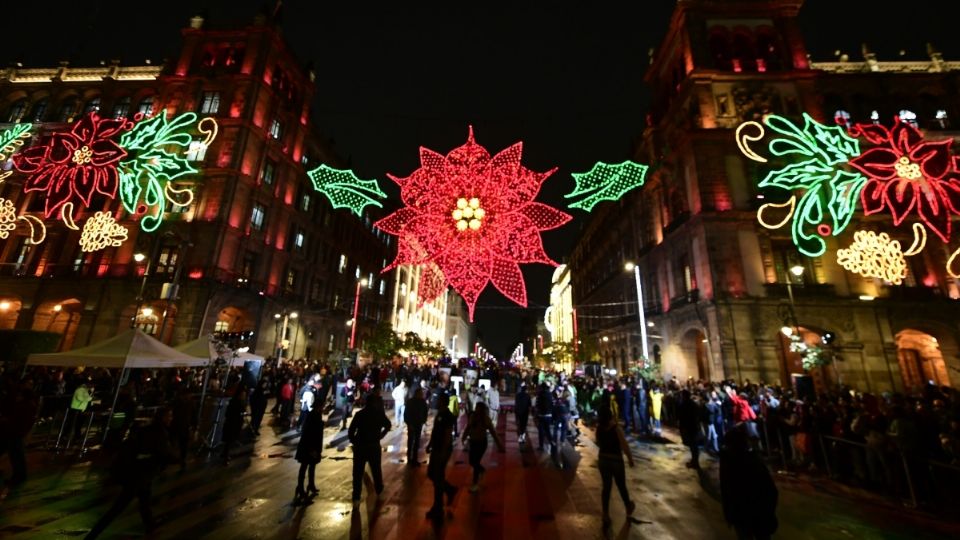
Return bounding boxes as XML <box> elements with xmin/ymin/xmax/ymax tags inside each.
<box><xmin>546</xmin><ymin>264</ymin><xmax>574</xmax><ymax>346</ymax></box>
<box><xmin>570</xmin><ymin>0</ymin><xmax>960</xmax><ymax>391</ymax></box>
<box><xmin>390</xmin><ymin>265</ymin><xmax>448</xmax><ymax>351</ymax></box>
<box><xmin>0</xmin><ymin>14</ymin><xmax>393</xmax><ymax>360</ymax></box>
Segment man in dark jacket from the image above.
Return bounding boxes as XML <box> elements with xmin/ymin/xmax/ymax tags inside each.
<box><xmin>514</xmin><ymin>383</ymin><xmax>532</xmax><ymax>445</ymax></box>
<box><xmin>403</xmin><ymin>387</ymin><xmax>429</xmax><ymax>466</ymax></box>
<box><xmin>535</xmin><ymin>383</ymin><xmax>554</xmax><ymax>452</ymax></box>
<box><xmin>720</xmin><ymin>425</ymin><xmax>778</xmax><ymax>539</ymax></box>
<box><xmin>348</xmin><ymin>394</ymin><xmax>391</xmax><ymax>505</ymax></box>
<box><xmin>426</xmin><ymin>392</ymin><xmax>457</xmax><ymax>520</ymax></box>
<box><xmin>85</xmin><ymin>407</ymin><xmax>179</xmax><ymax>539</ymax></box>
<box><xmin>1</xmin><ymin>378</ymin><xmax>39</xmax><ymax>486</ymax></box>
<box><xmin>678</xmin><ymin>389</ymin><xmax>703</xmax><ymax>470</ymax></box>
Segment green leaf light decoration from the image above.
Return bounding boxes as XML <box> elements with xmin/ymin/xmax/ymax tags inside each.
<box><xmin>118</xmin><ymin>113</ymin><xmax>216</xmax><ymax>232</ymax></box>
<box><xmin>0</xmin><ymin>123</ymin><xmax>32</xmax><ymax>182</ymax></box>
<box><xmin>752</xmin><ymin>113</ymin><xmax>865</xmax><ymax>257</ymax></box>
<box><xmin>565</xmin><ymin>160</ymin><xmax>649</xmax><ymax>211</ymax></box>
<box><xmin>307</xmin><ymin>164</ymin><xmax>386</xmax><ymax>216</ymax></box>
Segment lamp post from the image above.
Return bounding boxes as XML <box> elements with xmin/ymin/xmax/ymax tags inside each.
<box><xmin>624</xmin><ymin>262</ymin><xmax>650</xmax><ymax>361</ymax></box>
<box><xmin>349</xmin><ymin>278</ymin><xmax>368</xmax><ymax>349</ymax></box>
<box><xmin>274</xmin><ymin>310</ymin><xmax>298</xmax><ymax>366</ymax></box>
<box><xmin>782</xmin><ymin>264</ymin><xmax>805</xmax><ymax>336</ymax></box>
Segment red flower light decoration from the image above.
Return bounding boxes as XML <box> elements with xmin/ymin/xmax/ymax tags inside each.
<box><xmin>849</xmin><ymin>117</ymin><xmax>960</xmax><ymax>242</ymax></box>
<box><xmin>13</xmin><ymin>112</ymin><xmax>131</xmax><ymax>219</ymax></box>
<box><xmin>375</xmin><ymin>127</ymin><xmax>571</xmax><ymax>320</ymax></box>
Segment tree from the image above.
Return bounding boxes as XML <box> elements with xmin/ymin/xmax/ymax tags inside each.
<box><xmin>365</xmin><ymin>321</ymin><xmax>400</xmax><ymax>361</ymax></box>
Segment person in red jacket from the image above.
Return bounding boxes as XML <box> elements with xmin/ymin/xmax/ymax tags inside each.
<box><xmin>279</xmin><ymin>379</ymin><xmax>295</xmax><ymax>428</ymax></box>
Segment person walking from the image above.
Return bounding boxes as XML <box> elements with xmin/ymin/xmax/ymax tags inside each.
<box><xmin>67</xmin><ymin>378</ymin><xmax>94</xmax><ymax>446</ymax></box>
<box><xmin>720</xmin><ymin>426</ymin><xmax>778</xmax><ymax>539</ymax></box>
<box><xmin>340</xmin><ymin>379</ymin><xmax>356</xmax><ymax>431</ymax></box>
<box><xmin>448</xmin><ymin>390</ymin><xmax>461</xmax><ymax>438</ymax></box>
<box><xmin>404</xmin><ymin>388</ymin><xmax>428</xmax><ymax>465</ymax></box>
<box><xmin>649</xmin><ymin>386</ymin><xmax>663</xmax><ymax>436</ymax></box>
<box><xmin>85</xmin><ymin>408</ymin><xmax>178</xmax><ymax>539</ymax></box>
<box><xmin>294</xmin><ymin>405</ymin><xmax>324</xmax><ymax>504</ymax></box>
<box><xmin>391</xmin><ymin>380</ymin><xmax>407</xmax><ymax>428</ymax></box>
<box><xmin>514</xmin><ymin>383</ymin><xmax>531</xmax><ymax>445</ymax></box>
<box><xmin>221</xmin><ymin>387</ymin><xmax>247</xmax><ymax>465</ymax></box>
<box><xmin>461</xmin><ymin>402</ymin><xmax>503</xmax><ymax>492</ymax></box>
<box><xmin>595</xmin><ymin>404</ymin><xmax>636</xmax><ymax>529</ymax></box>
<box><xmin>487</xmin><ymin>383</ymin><xmax>500</xmax><ymax>427</ymax></box>
<box><xmin>678</xmin><ymin>389</ymin><xmax>703</xmax><ymax>470</ymax></box>
<box><xmin>535</xmin><ymin>383</ymin><xmax>554</xmax><ymax>452</ymax></box>
<box><xmin>249</xmin><ymin>379</ymin><xmax>270</xmax><ymax>436</ymax></box>
<box><xmin>425</xmin><ymin>392</ymin><xmax>457</xmax><ymax>520</ymax></box>
<box><xmin>297</xmin><ymin>376</ymin><xmax>318</xmax><ymax>432</ymax></box>
<box><xmin>347</xmin><ymin>394</ymin><xmax>391</xmax><ymax>506</ymax></box>
<box><xmin>279</xmin><ymin>378</ymin><xmax>295</xmax><ymax>428</ymax></box>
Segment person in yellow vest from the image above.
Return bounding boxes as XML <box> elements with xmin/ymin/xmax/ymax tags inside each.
<box><xmin>649</xmin><ymin>386</ymin><xmax>663</xmax><ymax>436</ymax></box>
<box><xmin>448</xmin><ymin>390</ymin><xmax>461</xmax><ymax>438</ymax></box>
<box><xmin>69</xmin><ymin>379</ymin><xmax>94</xmax><ymax>444</ymax></box>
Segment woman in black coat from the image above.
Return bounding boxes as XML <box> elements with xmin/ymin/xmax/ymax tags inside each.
<box><xmin>678</xmin><ymin>389</ymin><xmax>703</xmax><ymax>470</ymax></box>
<box><xmin>720</xmin><ymin>425</ymin><xmax>778</xmax><ymax>539</ymax></box>
<box><xmin>294</xmin><ymin>406</ymin><xmax>324</xmax><ymax>502</ymax></box>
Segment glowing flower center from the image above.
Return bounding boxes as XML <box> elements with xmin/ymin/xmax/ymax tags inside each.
<box><xmin>452</xmin><ymin>197</ymin><xmax>485</xmax><ymax>232</ymax></box>
<box><xmin>895</xmin><ymin>156</ymin><xmax>922</xmax><ymax>180</ymax></box>
<box><xmin>72</xmin><ymin>145</ymin><xmax>93</xmax><ymax>165</ymax></box>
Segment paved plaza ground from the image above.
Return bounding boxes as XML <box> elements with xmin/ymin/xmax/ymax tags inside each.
<box><xmin>2</xmin><ymin>400</ymin><xmax>959</xmax><ymax>539</ymax></box>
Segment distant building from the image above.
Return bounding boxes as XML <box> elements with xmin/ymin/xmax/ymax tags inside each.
<box><xmin>389</xmin><ymin>264</ymin><xmax>448</xmax><ymax>350</ymax></box>
<box><xmin>569</xmin><ymin>0</ymin><xmax>960</xmax><ymax>391</ymax></box>
<box><xmin>545</xmin><ymin>264</ymin><xmax>574</xmax><ymax>346</ymax></box>
<box><xmin>445</xmin><ymin>290</ymin><xmax>473</xmax><ymax>359</ymax></box>
<box><xmin>0</xmin><ymin>14</ymin><xmax>393</xmax><ymax>360</ymax></box>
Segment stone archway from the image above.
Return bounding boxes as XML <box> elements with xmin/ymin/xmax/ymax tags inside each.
<box><xmin>777</xmin><ymin>325</ymin><xmax>836</xmax><ymax>391</ymax></box>
<box><xmin>215</xmin><ymin>306</ymin><xmax>255</xmax><ymax>333</ymax></box>
<box><xmin>31</xmin><ymin>298</ymin><xmax>82</xmax><ymax>351</ymax></box>
<box><xmin>896</xmin><ymin>329</ymin><xmax>951</xmax><ymax>391</ymax></box>
<box><xmin>680</xmin><ymin>328</ymin><xmax>709</xmax><ymax>381</ymax></box>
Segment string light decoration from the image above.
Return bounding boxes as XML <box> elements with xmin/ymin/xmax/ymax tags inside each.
<box><xmin>848</xmin><ymin>117</ymin><xmax>960</xmax><ymax>243</ymax></box>
<box><xmin>836</xmin><ymin>230</ymin><xmax>908</xmax><ymax>285</ymax></box>
<box><xmin>739</xmin><ymin>113</ymin><xmax>865</xmax><ymax>257</ymax></box>
<box><xmin>0</xmin><ymin>198</ymin><xmax>46</xmax><ymax>245</ymax></box>
<box><xmin>13</xmin><ymin>112</ymin><xmax>132</xmax><ymax>222</ymax></box>
<box><xmin>0</xmin><ymin>123</ymin><xmax>32</xmax><ymax>183</ymax></box>
<box><xmin>375</xmin><ymin>126</ymin><xmax>571</xmax><ymax>320</ymax></box>
<box><xmin>17</xmin><ymin>214</ymin><xmax>46</xmax><ymax>245</ymax></box>
<box><xmin>117</xmin><ymin>113</ymin><xmax>216</xmax><ymax>232</ymax></box>
<box><xmin>307</xmin><ymin>164</ymin><xmax>386</xmax><ymax>216</ymax></box>
<box><xmin>79</xmin><ymin>211</ymin><xmax>128</xmax><ymax>252</ymax></box>
<box><xmin>948</xmin><ymin>246</ymin><xmax>960</xmax><ymax>279</ymax></box>
<box><xmin>757</xmin><ymin>196</ymin><xmax>796</xmax><ymax>230</ymax></box>
<box><xmin>565</xmin><ymin>160</ymin><xmax>649</xmax><ymax>211</ymax></box>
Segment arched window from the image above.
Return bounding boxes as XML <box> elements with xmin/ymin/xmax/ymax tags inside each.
<box><xmin>708</xmin><ymin>27</ymin><xmax>732</xmax><ymax>71</ymax></box>
<box><xmin>112</xmin><ymin>97</ymin><xmax>131</xmax><ymax>119</ymax></box>
<box><xmin>29</xmin><ymin>99</ymin><xmax>48</xmax><ymax>122</ymax></box>
<box><xmin>137</xmin><ymin>96</ymin><xmax>155</xmax><ymax>117</ymax></box>
<box><xmin>834</xmin><ymin>109</ymin><xmax>852</xmax><ymax>128</ymax></box>
<box><xmin>5</xmin><ymin>99</ymin><xmax>27</xmax><ymax>123</ymax></box>
<box><xmin>731</xmin><ymin>30</ymin><xmax>757</xmax><ymax>72</ymax></box>
<box><xmin>935</xmin><ymin>109</ymin><xmax>950</xmax><ymax>129</ymax></box>
<box><xmin>83</xmin><ymin>96</ymin><xmax>101</xmax><ymax>114</ymax></box>
<box><xmin>57</xmin><ymin>97</ymin><xmax>79</xmax><ymax>122</ymax></box>
<box><xmin>755</xmin><ymin>28</ymin><xmax>782</xmax><ymax>72</ymax></box>
<box><xmin>899</xmin><ymin>109</ymin><xmax>918</xmax><ymax>127</ymax></box>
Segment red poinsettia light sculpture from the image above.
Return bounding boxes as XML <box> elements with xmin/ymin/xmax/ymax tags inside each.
<box><xmin>375</xmin><ymin>127</ymin><xmax>571</xmax><ymax>320</ymax></box>
<box><xmin>849</xmin><ymin>117</ymin><xmax>960</xmax><ymax>242</ymax></box>
<box><xmin>13</xmin><ymin>112</ymin><xmax>131</xmax><ymax>220</ymax></box>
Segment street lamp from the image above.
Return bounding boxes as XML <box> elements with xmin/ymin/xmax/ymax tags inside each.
<box><xmin>349</xmin><ymin>278</ymin><xmax>368</xmax><ymax>349</ymax></box>
<box><xmin>784</xmin><ymin>264</ymin><xmax>805</xmax><ymax>335</ymax></box>
<box><xmin>624</xmin><ymin>261</ymin><xmax>650</xmax><ymax>361</ymax></box>
<box><xmin>133</xmin><ymin>252</ymin><xmax>146</xmax><ymax>263</ymax></box>
<box><xmin>274</xmin><ymin>310</ymin><xmax>298</xmax><ymax>365</ymax></box>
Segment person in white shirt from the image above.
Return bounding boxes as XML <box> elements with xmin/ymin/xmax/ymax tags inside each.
<box><xmin>392</xmin><ymin>380</ymin><xmax>407</xmax><ymax>428</ymax></box>
<box><xmin>487</xmin><ymin>385</ymin><xmax>500</xmax><ymax>427</ymax></box>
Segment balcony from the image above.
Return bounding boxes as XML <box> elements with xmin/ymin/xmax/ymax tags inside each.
<box><xmin>763</xmin><ymin>282</ymin><xmax>836</xmax><ymax>298</ymax></box>
<box><xmin>886</xmin><ymin>286</ymin><xmax>942</xmax><ymax>302</ymax></box>
<box><xmin>669</xmin><ymin>289</ymin><xmax>699</xmax><ymax>307</ymax></box>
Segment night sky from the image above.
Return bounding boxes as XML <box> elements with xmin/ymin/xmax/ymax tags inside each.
<box><xmin>5</xmin><ymin>1</ymin><xmax>956</xmax><ymax>358</ymax></box>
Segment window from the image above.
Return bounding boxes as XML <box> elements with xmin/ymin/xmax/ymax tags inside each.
<box><xmin>261</xmin><ymin>160</ymin><xmax>276</xmax><ymax>185</ymax></box>
<box><xmin>834</xmin><ymin>109</ymin><xmax>851</xmax><ymax>128</ymax></box>
<box><xmin>214</xmin><ymin>320</ymin><xmax>230</xmax><ymax>332</ymax></box>
<box><xmin>294</xmin><ymin>231</ymin><xmax>305</xmax><ymax>250</ymax></box>
<box><xmin>83</xmin><ymin>97</ymin><xmax>101</xmax><ymax>114</ymax></box>
<box><xmin>29</xmin><ymin>100</ymin><xmax>48</xmax><ymax>122</ymax></box>
<box><xmin>285</xmin><ymin>269</ymin><xmax>297</xmax><ymax>290</ymax></box>
<box><xmin>899</xmin><ymin>109</ymin><xmax>918</xmax><ymax>128</ymax></box>
<box><xmin>368</xmin><ymin>272</ymin><xmax>374</xmax><ymax>288</ymax></box>
<box><xmin>332</xmin><ymin>293</ymin><xmax>340</xmax><ymax>310</ymax></box>
<box><xmin>355</xmin><ymin>265</ymin><xmax>361</xmax><ymax>279</ymax></box>
<box><xmin>870</xmin><ymin>110</ymin><xmax>880</xmax><ymax>124</ymax></box>
<box><xmin>250</xmin><ymin>203</ymin><xmax>266</xmax><ymax>231</ymax></box>
<box><xmin>269</xmin><ymin>118</ymin><xmax>282</xmax><ymax>139</ymax></box>
<box><xmin>379</xmin><ymin>280</ymin><xmax>386</xmax><ymax>295</ymax></box>
<box><xmin>185</xmin><ymin>139</ymin><xmax>207</xmax><ymax>161</ymax></box>
<box><xmin>58</xmin><ymin>98</ymin><xmax>78</xmax><ymax>122</ymax></box>
<box><xmin>300</xmin><ymin>193</ymin><xmax>311</xmax><ymax>212</ymax></box>
<box><xmin>772</xmin><ymin>240</ymin><xmax>811</xmax><ymax>284</ymax></box>
<box><xmin>138</xmin><ymin>96</ymin><xmax>155</xmax><ymax>117</ymax></box>
<box><xmin>199</xmin><ymin>91</ymin><xmax>220</xmax><ymax>115</ymax></box>
<box><xmin>155</xmin><ymin>245</ymin><xmax>179</xmax><ymax>275</ymax></box>
<box><xmin>6</xmin><ymin>100</ymin><xmax>27</xmax><ymax>123</ymax></box>
<box><xmin>400</xmin><ymin>283</ymin><xmax>407</xmax><ymax>296</ymax></box>
<box><xmin>328</xmin><ymin>333</ymin><xmax>335</xmax><ymax>352</ymax></box>
<box><xmin>935</xmin><ymin>109</ymin><xmax>950</xmax><ymax>129</ymax></box>
<box><xmin>242</xmin><ymin>252</ymin><xmax>257</xmax><ymax>278</ymax></box>
<box><xmin>112</xmin><ymin>97</ymin><xmax>130</xmax><ymax>119</ymax></box>
<box><xmin>170</xmin><ymin>183</ymin><xmax>193</xmax><ymax>213</ymax></box>
<box><xmin>300</xmin><ymin>154</ymin><xmax>309</xmax><ymax>166</ymax></box>
<box><xmin>339</xmin><ymin>254</ymin><xmax>347</xmax><ymax>273</ymax></box>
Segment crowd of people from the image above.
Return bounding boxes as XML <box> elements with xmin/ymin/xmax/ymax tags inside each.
<box><xmin>2</xmin><ymin>354</ymin><xmax>959</xmax><ymax>535</ymax></box>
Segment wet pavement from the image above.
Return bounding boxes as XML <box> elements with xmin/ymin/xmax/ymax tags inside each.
<box><xmin>1</xmin><ymin>399</ymin><xmax>959</xmax><ymax>539</ymax></box>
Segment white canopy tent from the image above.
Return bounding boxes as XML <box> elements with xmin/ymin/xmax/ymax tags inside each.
<box><xmin>27</xmin><ymin>329</ymin><xmax>209</xmax><ymax>368</ymax></box>
<box><xmin>174</xmin><ymin>336</ymin><xmax>266</xmax><ymax>366</ymax></box>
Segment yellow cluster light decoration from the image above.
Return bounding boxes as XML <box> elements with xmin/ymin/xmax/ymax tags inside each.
<box><xmin>736</xmin><ymin>120</ymin><xmax>767</xmax><ymax>163</ymax></box>
<box><xmin>452</xmin><ymin>197</ymin><xmax>485</xmax><ymax>232</ymax></box>
<box><xmin>80</xmin><ymin>211</ymin><xmax>129</xmax><ymax>252</ymax></box>
<box><xmin>18</xmin><ymin>215</ymin><xmax>46</xmax><ymax>245</ymax></box>
<box><xmin>0</xmin><ymin>198</ymin><xmax>47</xmax><ymax>244</ymax></box>
<box><xmin>836</xmin><ymin>230</ymin><xmax>907</xmax><ymax>285</ymax></box>
<box><xmin>902</xmin><ymin>223</ymin><xmax>927</xmax><ymax>257</ymax></box>
<box><xmin>757</xmin><ymin>196</ymin><xmax>796</xmax><ymax>230</ymax></box>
